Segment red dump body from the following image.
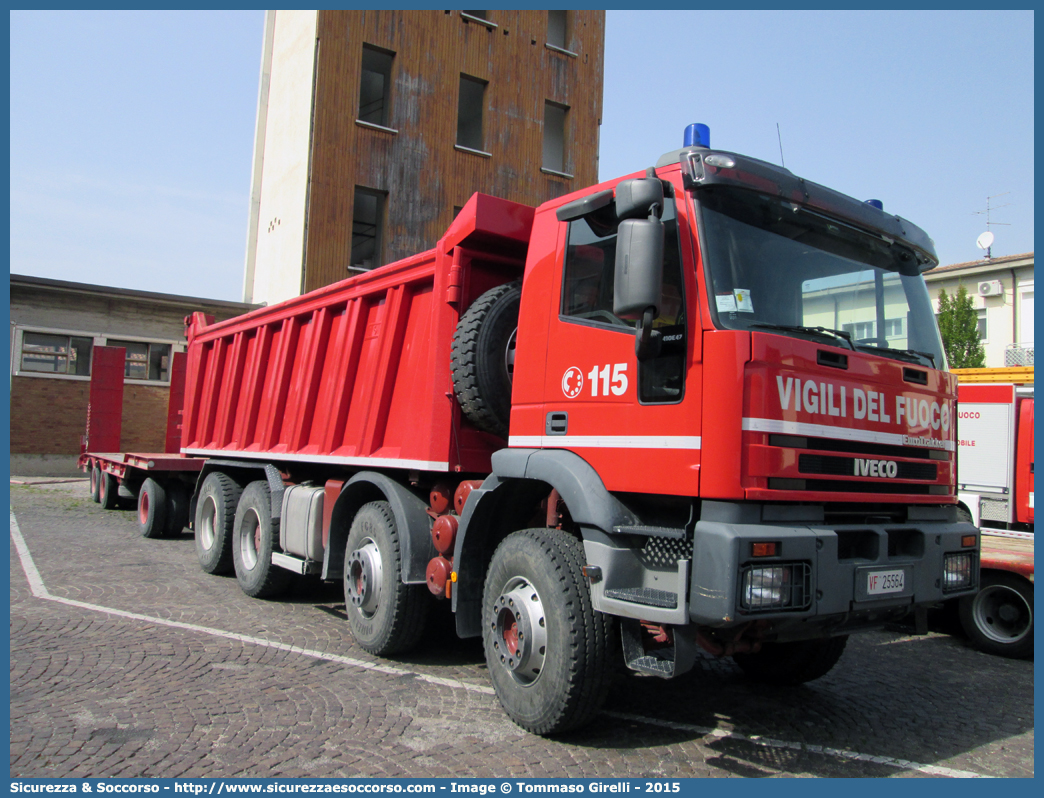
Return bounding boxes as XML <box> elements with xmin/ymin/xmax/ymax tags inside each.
<box><xmin>180</xmin><ymin>194</ymin><xmax>533</xmax><ymax>474</ymax></box>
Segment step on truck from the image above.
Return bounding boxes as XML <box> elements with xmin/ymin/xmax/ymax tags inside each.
<box><xmin>950</xmin><ymin>367</ymin><xmax>1033</xmax><ymax>658</ymax></box>
<box><xmin>82</xmin><ymin>124</ymin><xmax>979</xmax><ymax>734</ymax></box>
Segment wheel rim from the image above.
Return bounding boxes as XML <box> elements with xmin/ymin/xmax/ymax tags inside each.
<box><xmin>199</xmin><ymin>496</ymin><xmax>217</xmax><ymax>550</ymax></box>
<box><xmin>139</xmin><ymin>492</ymin><xmax>150</xmax><ymax>525</ymax></box>
<box><xmin>491</xmin><ymin>576</ymin><xmax>547</xmax><ymax>685</ymax></box>
<box><xmin>346</xmin><ymin>539</ymin><xmax>383</xmax><ymax>618</ymax></box>
<box><xmin>91</xmin><ymin>470</ymin><xmax>98</xmax><ymax>494</ymax></box>
<box><xmin>972</xmin><ymin>583</ymin><xmax>1033</xmax><ymax>644</ymax></box>
<box><xmin>239</xmin><ymin>509</ymin><xmax>261</xmax><ymax>570</ymax></box>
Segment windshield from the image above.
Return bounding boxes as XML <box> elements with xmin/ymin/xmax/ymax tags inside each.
<box><xmin>696</xmin><ymin>186</ymin><xmax>946</xmax><ymax>368</ymax></box>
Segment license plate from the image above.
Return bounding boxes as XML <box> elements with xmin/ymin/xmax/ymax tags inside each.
<box><xmin>866</xmin><ymin>569</ymin><xmax>905</xmax><ymax>596</ymax></box>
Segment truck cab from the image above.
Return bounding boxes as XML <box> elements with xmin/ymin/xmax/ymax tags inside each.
<box><xmin>470</xmin><ymin>125</ymin><xmax>977</xmax><ymax>675</ymax></box>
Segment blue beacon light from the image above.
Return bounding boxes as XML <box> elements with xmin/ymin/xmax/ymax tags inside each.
<box><xmin>684</xmin><ymin>123</ymin><xmax>710</xmax><ymax>148</ymax></box>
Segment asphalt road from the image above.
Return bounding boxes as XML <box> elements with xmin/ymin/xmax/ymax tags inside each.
<box><xmin>9</xmin><ymin>479</ymin><xmax>1034</xmax><ymax>779</ymax></box>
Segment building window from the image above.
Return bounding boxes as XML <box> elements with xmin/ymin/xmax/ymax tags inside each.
<box><xmin>19</xmin><ymin>332</ymin><xmax>92</xmax><ymax>376</ymax></box>
<box><xmin>977</xmin><ymin>308</ymin><xmax>988</xmax><ymax>342</ymax></box>
<box><xmin>351</xmin><ymin>187</ymin><xmax>385</xmax><ymax>270</ymax></box>
<box><xmin>107</xmin><ymin>339</ymin><xmax>172</xmax><ymax>381</ymax></box>
<box><xmin>543</xmin><ymin>101</ymin><xmax>569</xmax><ymax>174</ymax></box>
<box><xmin>547</xmin><ymin>11</ymin><xmax>567</xmax><ymax>49</ymax></box>
<box><xmin>462</xmin><ymin>10</ymin><xmax>487</xmax><ymax>20</ymax></box>
<box><xmin>457</xmin><ymin>75</ymin><xmax>487</xmax><ymax>152</ymax></box>
<box><xmin>358</xmin><ymin>45</ymin><xmax>394</xmax><ymax>127</ymax></box>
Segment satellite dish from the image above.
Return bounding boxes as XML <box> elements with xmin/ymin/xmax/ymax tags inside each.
<box><xmin>976</xmin><ymin>231</ymin><xmax>995</xmax><ymax>250</ymax></box>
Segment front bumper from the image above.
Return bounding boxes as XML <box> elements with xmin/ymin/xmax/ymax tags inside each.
<box><xmin>689</xmin><ymin>501</ymin><xmax>978</xmax><ymax>631</ymax></box>
<box><xmin>583</xmin><ymin>501</ymin><xmax>979</xmax><ymax>635</ymax></box>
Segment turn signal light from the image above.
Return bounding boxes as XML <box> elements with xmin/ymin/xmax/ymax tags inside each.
<box><xmin>751</xmin><ymin>542</ymin><xmax>778</xmax><ymax>557</ymax></box>
<box><xmin>961</xmin><ymin>535</ymin><xmax>977</xmax><ymax>548</ymax></box>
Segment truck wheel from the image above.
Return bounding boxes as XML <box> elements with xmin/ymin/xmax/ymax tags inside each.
<box><xmin>482</xmin><ymin>528</ymin><xmax>615</xmax><ymax>735</ymax></box>
<box><xmin>232</xmin><ymin>481</ymin><xmax>292</xmax><ymax>599</ymax></box>
<box><xmin>137</xmin><ymin>478</ymin><xmax>169</xmax><ymax>539</ymax></box>
<box><xmin>165</xmin><ymin>482</ymin><xmax>190</xmax><ymax>537</ymax></box>
<box><xmin>343</xmin><ymin>501</ymin><xmax>428</xmax><ymax>656</ymax></box>
<box><xmin>99</xmin><ymin>471</ymin><xmax>119</xmax><ymax>510</ymax></box>
<box><xmin>733</xmin><ymin>636</ymin><xmax>849</xmax><ymax>686</ymax></box>
<box><xmin>90</xmin><ymin>466</ymin><xmax>101</xmax><ymax>503</ymax></box>
<box><xmin>959</xmin><ymin>572</ymin><xmax>1033</xmax><ymax>659</ymax></box>
<box><xmin>194</xmin><ymin>471</ymin><xmax>241</xmax><ymax>574</ymax></box>
<box><xmin>451</xmin><ymin>281</ymin><xmax>521</xmax><ymax>439</ymax></box>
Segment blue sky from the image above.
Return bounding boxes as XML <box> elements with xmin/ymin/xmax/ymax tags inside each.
<box><xmin>9</xmin><ymin>10</ymin><xmax>1034</xmax><ymax>303</ymax></box>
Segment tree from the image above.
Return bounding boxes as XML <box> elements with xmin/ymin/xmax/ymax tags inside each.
<box><xmin>936</xmin><ymin>284</ymin><xmax>986</xmax><ymax>369</ymax></box>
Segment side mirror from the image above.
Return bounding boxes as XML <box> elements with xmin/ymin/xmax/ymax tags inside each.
<box><xmin>614</xmin><ymin>218</ymin><xmax>664</xmax><ymax>320</ymax></box>
<box><xmin>614</xmin><ymin>217</ymin><xmax>664</xmax><ymax>361</ymax></box>
<box><xmin>614</xmin><ymin>178</ymin><xmax>663</xmax><ymax>221</ymax></box>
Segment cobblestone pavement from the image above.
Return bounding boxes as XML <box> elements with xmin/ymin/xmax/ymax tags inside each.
<box><xmin>10</xmin><ymin>480</ymin><xmax>1034</xmax><ymax>779</ymax></box>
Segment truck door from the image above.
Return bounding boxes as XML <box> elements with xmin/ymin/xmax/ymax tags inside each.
<box><xmin>539</xmin><ymin>182</ymin><xmax>702</xmax><ymax>496</ymax></box>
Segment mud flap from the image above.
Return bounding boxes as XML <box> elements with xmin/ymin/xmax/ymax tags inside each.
<box><xmin>620</xmin><ymin>618</ymin><xmax>698</xmax><ymax>679</ymax></box>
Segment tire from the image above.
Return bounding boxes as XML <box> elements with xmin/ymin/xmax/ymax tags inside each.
<box><xmin>451</xmin><ymin>281</ymin><xmax>521</xmax><ymax>439</ymax></box>
<box><xmin>90</xmin><ymin>466</ymin><xmax>101</xmax><ymax>503</ymax></box>
<box><xmin>194</xmin><ymin>471</ymin><xmax>241</xmax><ymax>574</ymax></box>
<box><xmin>343</xmin><ymin>501</ymin><xmax>429</xmax><ymax>656</ymax></box>
<box><xmin>733</xmin><ymin>636</ymin><xmax>849</xmax><ymax>686</ymax></box>
<box><xmin>99</xmin><ymin>471</ymin><xmax>119</xmax><ymax>510</ymax></box>
<box><xmin>137</xmin><ymin>478</ymin><xmax>169</xmax><ymax>539</ymax></box>
<box><xmin>482</xmin><ymin>528</ymin><xmax>615</xmax><ymax>735</ymax></box>
<box><xmin>232</xmin><ymin>481</ymin><xmax>292</xmax><ymax>599</ymax></box>
<box><xmin>959</xmin><ymin>571</ymin><xmax>1033</xmax><ymax>659</ymax></box>
<box><xmin>165</xmin><ymin>482</ymin><xmax>190</xmax><ymax>537</ymax></box>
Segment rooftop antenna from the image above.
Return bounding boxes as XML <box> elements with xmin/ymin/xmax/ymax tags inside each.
<box><xmin>776</xmin><ymin>123</ymin><xmax>785</xmax><ymax>168</ymax></box>
<box><xmin>973</xmin><ymin>192</ymin><xmax>1011</xmax><ymax>259</ymax></box>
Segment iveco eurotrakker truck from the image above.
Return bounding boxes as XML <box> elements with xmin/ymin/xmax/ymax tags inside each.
<box><xmin>83</xmin><ymin>124</ymin><xmax>980</xmax><ymax>734</ymax></box>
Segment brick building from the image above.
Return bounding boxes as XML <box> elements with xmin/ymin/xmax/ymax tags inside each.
<box><xmin>10</xmin><ymin>274</ymin><xmax>255</xmax><ymax>476</ymax></box>
<box><xmin>244</xmin><ymin>9</ymin><xmax>605</xmax><ymax>304</ymax></box>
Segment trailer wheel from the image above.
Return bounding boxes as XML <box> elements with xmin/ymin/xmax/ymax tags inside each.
<box><xmin>451</xmin><ymin>281</ymin><xmax>521</xmax><ymax>439</ymax></box>
<box><xmin>732</xmin><ymin>636</ymin><xmax>849</xmax><ymax>686</ymax></box>
<box><xmin>232</xmin><ymin>481</ymin><xmax>292</xmax><ymax>599</ymax></box>
<box><xmin>482</xmin><ymin>528</ymin><xmax>615</xmax><ymax>735</ymax></box>
<box><xmin>959</xmin><ymin>572</ymin><xmax>1033</xmax><ymax>659</ymax></box>
<box><xmin>137</xmin><ymin>478</ymin><xmax>169</xmax><ymax>539</ymax></box>
<box><xmin>343</xmin><ymin>501</ymin><xmax>428</xmax><ymax>656</ymax></box>
<box><xmin>165</xmin><ymin>482</ymin><xmax>190</xmax><ymax>537</ymax></box>
<box><xmin>99</xmin><ymin>471</ymin><xmax>120</xmax><ymax>510</ymax></box>
<box><xmin>90</xmin><ymin>466</ymin><xmax>102</xmax><ymax>503</ymax></box>
<box><xmin>195</xmin><ymin>472</ymin><xmax>241</xmax><ymax>574</ymax></box>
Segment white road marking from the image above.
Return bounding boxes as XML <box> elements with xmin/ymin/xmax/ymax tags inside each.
<box><xmin>11</xmin><ymin>510</ymin><xmax>990</xmax><ymax>778</ymax></box>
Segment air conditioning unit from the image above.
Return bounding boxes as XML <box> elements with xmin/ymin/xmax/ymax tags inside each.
<box><xmin>978</xmin><ymin>280</ymin><xmax>1003</xmax><ymax>297</ymax></box>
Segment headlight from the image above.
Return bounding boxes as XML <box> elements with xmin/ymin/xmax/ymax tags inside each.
<box><xmin>740</xmin><ymin>563</ymin><xmax>811</xmax><ymax>611</ymax></box>
<box><xmin>943</xmin><ymin>552</ymin><xmax>976</xmax><ymax>592</ymax></box>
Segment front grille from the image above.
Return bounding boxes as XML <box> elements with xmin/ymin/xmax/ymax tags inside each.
<box><xmin>770</xmin><ymin>433</ymin><xmax>948</xmax><ymax>461</ymax></box>
<box><xmin>770</xmin><ymin>478</ymin><xmax>934</xmax><ymax>495</ymax></box>
<box><xmin>799</xmin><ymin>454</ymin><xmax>938</xmax><ymax>481</ymax></box>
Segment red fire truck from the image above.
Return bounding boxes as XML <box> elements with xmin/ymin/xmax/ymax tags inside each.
<box><xmin>951</xmin><ymin>368</ymin><xmax>1033</xmax><ymax>658</ymax></box>
<box><xmin>82</xmin><ymin>124</ymin><xmax>979</xmax><ymax>734</ymax></box>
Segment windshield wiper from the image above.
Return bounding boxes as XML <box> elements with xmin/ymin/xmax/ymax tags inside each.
<box><xmin>855</xmin><ymin>344</ymin><xmax>936</xmax><ymax>368</ymax></box>
<box><xmin>749</xmin><ymin>323</ymin><xmax>855</xmax><ymax>351</ymax></box>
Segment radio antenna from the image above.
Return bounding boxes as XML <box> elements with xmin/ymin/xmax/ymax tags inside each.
<box><xmin>973</xmin><ymin>192</ymin><xmax>1012</xmax><ymax>259</ymax></box>
<box><xmin>776</xmin><ymin>123</ymin><xmax>786</xmax><ymax>168</ymax></box>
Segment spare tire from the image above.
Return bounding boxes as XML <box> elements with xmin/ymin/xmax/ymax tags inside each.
<box><xmin>451</xmin><ymin>281</ymin><xmax>521</xmax><ymax>439</ymax></box>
